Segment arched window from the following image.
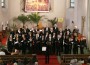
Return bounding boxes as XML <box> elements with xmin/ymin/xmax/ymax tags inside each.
<box><xmin>1</xmin><ymin>0</ymin><xmax>5</xmax><ymax>8</ymax></box>
<box><xmin>70</xmin><ymin>0</ymin><xmax>75</xmax><ymax>8</ymax></box>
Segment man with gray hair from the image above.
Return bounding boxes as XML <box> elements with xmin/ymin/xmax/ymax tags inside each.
<box><xmin>70</xmin><ymin>57</ymin><xmax>78</xmax><ymax>65</ymax></box>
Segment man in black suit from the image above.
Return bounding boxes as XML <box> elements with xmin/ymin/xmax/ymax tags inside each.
<box><xmin>73</xmin><ymin>37</ymin><xmax>79</xmax><ymax>54</ymax></box>
<box><xmin>44</xmin><ymin>26</ymin><xmax>50</xmax><ymax>35</ymax></box>
<box><xmin>7</xmin><ymin>35</ymin><xmax>14</xmax><ymax>52</ymax></box>
<box><xmin>45</xmin><ymin>42</ymin><xmax>50</xmax><ymax>64</ymax></box>
<box><xmin>10</xmin><ymin>28</ymin><xmax>15</xmax><ymax>38</ymax></box>
<box><xmin>53</xmin><ymin>24</ymin><xmax>58</xmax><ymax>33</ymax></box>
<box><xmin>53</xmin><ymin>24</ymin><xmax>58</xmax><ymax>37</ymax></box>
<box><xmin>21</xmin><ymin>35</ymin><xmax>27</xmax><ymax>54</ymax></box>
<box><xmin>73</xmin><ymin>26</ymin><xmax>79</xmax><ymax>34</ymax></box>
<box><xmin>64</xmin><ymin>26</ymin><xmax>71</xmax><ymax>35</ymax></box>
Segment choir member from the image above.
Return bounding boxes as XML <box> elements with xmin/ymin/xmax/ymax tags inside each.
<box><xmin>27</xmin><ymin>36</ymin><xmax>33</xmax><ymax>54</ymax></box>
<box><xmin>56</xmin><ymin>34</ymin><xmax>61</xmax><ymax>55</ymax></box>
<box><xmin>68</xmin><ymin>38</ymin><xmax>73</xmax><ymax>54</ymax></box>
<box><xmin>10</xmin><ymin>28</ymin><xmax>15</xmax><ymax>38</ymax></box>
<box><xmin>50</xmin><ymin>28</ymin><xmax>53</xmax><ymax>37</ymax></box>
<box><xmin>44</xmin><ymin>26</ymin><xmax>50</xmax><ymax>35</ymax></box>
<box><xmin>7</xmin><ymin>35</ymin><xmax>14</xmax><ymax>52</ymax></box>
<box><xmin>21</xmin><ymin>34</ymin><xmax>27</xmax><ymax>54</ymax></box>
<box><xmin>52</xmin><ymin>33</ymin><xmax>56</xmax><ymax>54</ymax></box>
<box><xmin>73</xmin><ymin>26</ymin><xmax>79</xmax><ymax>34</ymax></box>
<box><xmin>73</xmin><ymin>37</ymin><xmax>79</xmax><ymax>54</ymax></box>
<box><xmin>45</xmin><ymin>42</ymin><xmax>51</xmax><ymax>64</ymax></box>
<box><xmin>26</xmin><ymin>26</ymin><xmax>30</xmax><ymax>34</ymax></box>
<box><xmin>53</xmin><ymin>24</ymin><xmax>58</xmax><ymax>34</ymax></box>
<box><xmin>14</xmin><ymin>37</ymin><xmax>20</xmax><ymax>51</ymax></box>
<box><xmin>64</xmin><ymin>35</ymin><xmax>69</xmax><ymax>54</ymax></box>
<box><xmin>16</xmin><ymin>28</ymin><xmax>22</xmax><ymax>42</ymax></box>
<box><xmin>64</xmin><ymin>26</ymin><xmax>71</xmax><ymax>35</ymax></box>
<box><xmin>48</xmin><ymin>34</ymin><xmax>52</xmax><ymax>54</ymax></box>
<box><xmin>79</xmin><ymin>37</ymin><xmax>85</xmax><ymax>54</ymax></box>
<box><xmin>41</xmin><ymin>35</ymin><xmax>45</xmax><ymax>46</ymax></box>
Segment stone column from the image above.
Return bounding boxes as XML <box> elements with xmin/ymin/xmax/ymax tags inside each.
<box><xmin>87</xmin><ymin>0</ymin><xmax>90</xmax><ymax>50</ymax></box>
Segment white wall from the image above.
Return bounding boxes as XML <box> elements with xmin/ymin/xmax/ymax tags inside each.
<box><xmin>76</xmin><ymin>0</ymin><xmax>87</xmax><ymax>34</ymax></box>
<box><xmin>66</xmin><ymin>8</ymin><xmax>74</xmax><ymax>31</ymax></box>
<box><xmin>65</xmin><ymin>0</ymin><xmax>74</xmax><ymax>31</ymax></box>
<box><xmin>0</xmin><ymin>0</ymin><xmax>9</xmax><ymax>31</ymax></box>
<box><xmin>74</xmin><ymin>0</ymin><xmax>89</xmax><ymax>48</ymax></box>
<box><xmin>66</xmin><ymin>0</ymin><xmax>87</xmax><ymax>34</ymax></box>
<box><xmin>8</xmin><ymin>0</ymin><xmax>66</xmax><ymax>25</ymax></box>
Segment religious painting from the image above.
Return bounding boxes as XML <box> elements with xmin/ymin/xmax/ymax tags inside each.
<box><xmin>25</xmin><ymin>0</ymin><xmax>50</xmax><ymax>12</ymax></box>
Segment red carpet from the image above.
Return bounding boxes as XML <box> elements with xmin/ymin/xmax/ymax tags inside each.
<box><xmin>1</xmin><ymin>37</ymin><xmax>7</xmax><ymax>46</ymax></box>
<box><xmin>37</xmin><ymin>55</ymin><xmax>60</xmax><ymax>65</ymax></box>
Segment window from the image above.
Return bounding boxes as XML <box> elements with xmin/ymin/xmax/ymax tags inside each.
<box><xmin>1</xmin><ymin>0</ymin><xmax>5</xmax><ymax>8</ymax></box>
<box><xmin>70</xmin><ymin>0</ymin><xmax>75</xmax><ymax>8</ymax></box>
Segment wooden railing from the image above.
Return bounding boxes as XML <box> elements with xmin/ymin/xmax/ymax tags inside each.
<box><xmin>61</xmin><ymin>54</ymin><xmax>90</xmax><ymax>65</ymax></box>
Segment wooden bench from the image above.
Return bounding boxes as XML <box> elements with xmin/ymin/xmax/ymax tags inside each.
<box><xmin>0</xmin><ymin>54</ymin><xmax>36</xmax><ymax>62</ymax></box>
<box><xmin>0</xmin><ymin>31</ymin><xmax>3</xmax><ymax>42</ymax></box>
<box><xmin>61</xmin><ymin>54</ymin><xmax>90</xmax><ymax>65</ymax></box>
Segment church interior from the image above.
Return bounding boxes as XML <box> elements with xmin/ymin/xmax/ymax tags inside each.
<box><xmin>0</xmin><ymin>0</ymin><xmax>90</xmax><ymax>65</ymax></box>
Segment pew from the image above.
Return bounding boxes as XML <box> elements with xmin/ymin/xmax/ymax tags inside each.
<box><xmin>0</xmin><ymin>31</ymin><xmax>3</xmax><ymax>42</ymax></box>
<box><xmin>0</xmin><ymin>54</ymin><xmax>36</xmax><ymax>62</ymax></box>
<box><xmin>61</xmin><ymin>54</ymin><xmax>90</xmax><ymax>65</ymax></box>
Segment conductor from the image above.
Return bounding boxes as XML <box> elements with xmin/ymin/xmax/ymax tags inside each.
<box><xmin>45</xmin><ymin>42</ymin><xmax>50</xmax><ymax>64</ymax></box>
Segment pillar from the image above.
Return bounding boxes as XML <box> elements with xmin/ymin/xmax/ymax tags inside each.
<box><xmin>87</xmin><ymin>0</ymin><xmax>90</xmax><ymax>50</ymax></box>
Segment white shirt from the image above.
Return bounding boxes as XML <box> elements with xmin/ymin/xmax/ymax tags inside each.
<box><xmin>0</xmin><ymin>51</ymin><xmax>5</xmax><ymax>55</ymax></box>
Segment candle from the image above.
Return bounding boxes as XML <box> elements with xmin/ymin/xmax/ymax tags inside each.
<box><xmin>1</xmin><ymin>3</ymin><xmax>4</xmax><ymax>7</ymax></box>
<box><xmin>2</xmin><ymin>22</ymin><xmax>3</xmax><ymax>25</ymax></box>
<box><xmin>1</xmin><ymin>0</ymin><xmax>4</xmax><ymax>7</ymax></box>
<box><xmin>7</xmin><ymin>21</ymin><xmax>8</xmax><ymax>24</ymax></box>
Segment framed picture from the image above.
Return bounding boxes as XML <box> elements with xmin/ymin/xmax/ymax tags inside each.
<box><xmin>25</xmin><ymin>0</ymin><xmax>50</xmax><ymax>12</ymax></box>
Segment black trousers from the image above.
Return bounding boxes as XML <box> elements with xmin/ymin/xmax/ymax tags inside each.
<box><xmin>56</xmin><ymin>46</ymin><xmax>60</xmax><ymax>55</ymax></box>
<box><xmin>80</xmin><ymin>47</ymin><xmax>84</xmax><ymax>54</ymax></box>
<box><xmin>45</xmin><ymin>55</ymin><xmax>49</xmax><ymax>64</ymax></box>
<box><xmin>73</xmin><ymin>47</ymin><xmax>78</xmax><ymax>54</ymax></box>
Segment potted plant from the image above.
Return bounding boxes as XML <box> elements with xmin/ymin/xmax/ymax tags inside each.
<box><xmin>17</xmin><ymin>14</ymin><xmax>28</xmax><ymax>27</ymax></box>
<box><xmin>48</xmin><ymin>17</ymin><xmax>58</xmax><ymax>26</ymax></box>
<box><xmin>27</xmin><ymin>13</ymin><xmax>43</xmax><ymax>26</ymax></box>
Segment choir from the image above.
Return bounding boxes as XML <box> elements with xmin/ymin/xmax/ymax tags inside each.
<box><xmin>7</xmin><ymin>25</ymin><xmax>86</xmax><ymax>55</ymax></box>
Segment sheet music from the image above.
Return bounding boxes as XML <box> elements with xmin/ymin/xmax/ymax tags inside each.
<box><xmin>42</xmin><ymin>47</ymin><xmax>46</xmax><ymax>51</ymax></box>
